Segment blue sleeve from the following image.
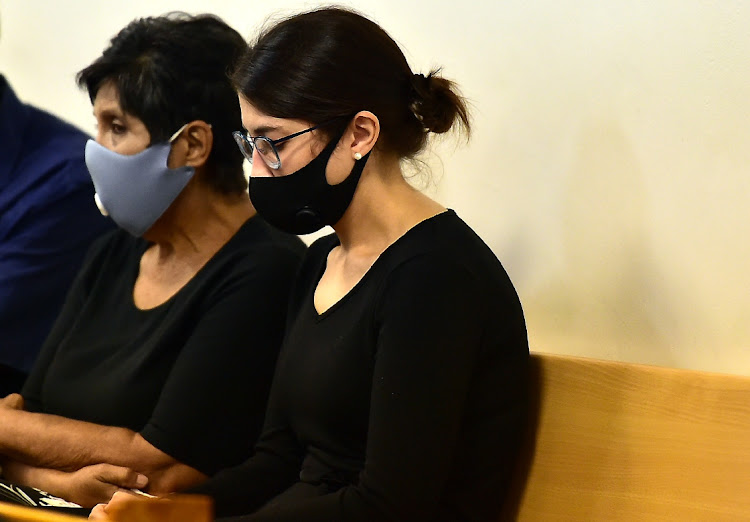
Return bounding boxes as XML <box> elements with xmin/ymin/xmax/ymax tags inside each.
<box><xmin>0</xmin><ymin>156</ymin><xmax>113</xmax><ymax>373</ymax></box>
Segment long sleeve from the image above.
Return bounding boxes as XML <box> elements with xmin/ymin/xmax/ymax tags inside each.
<box><xmin>0</xmin><ymin>85</ymin><xmax>113</xmax><ymax>375</ymax></box>
<box><xmin>187</xmin><ymin>378</ymin><xmax>305</xmax><ymax>516</ymax></box>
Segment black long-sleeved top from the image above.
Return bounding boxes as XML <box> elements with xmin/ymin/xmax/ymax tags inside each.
<box><xmin>191</xmin><ymin>210</ymin><xmax>529</xmax><ymax>520</ymax></box>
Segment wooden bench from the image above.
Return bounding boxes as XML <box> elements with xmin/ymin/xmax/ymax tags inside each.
<box><xmin>3</xmin><ymin>352</ymin><xmax>748</xmax><ymax>521</ymax></box>
<box><xmin>0</xmin><ymin>494</ymin><xmax>210</xmax><ymax>521</ymax></box>
<box><xmin>503</xmin><ymin>352</ymin><xmax>750</xmax><ymax>521</ymax></box>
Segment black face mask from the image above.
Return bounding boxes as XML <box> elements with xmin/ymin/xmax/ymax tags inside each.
<box><xmin>248</xmin><ymin>131</ymin><xmax>370</xmax><ymax>235</ymax></box>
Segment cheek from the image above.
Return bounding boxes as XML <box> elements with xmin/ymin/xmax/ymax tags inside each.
<box><xmin>249</xmin><ymin>161</ymin><xmax>275</xmax><ymax>178</ymax></box>
<box><xmin>114</xmin><ymin>134</ymin><xmax>151</xmax><ymax>156</ymax></box>
<box><xmin>95</xmin><ymin>129</ymin><xmax>108</xmax><ymax>147</ymax></box>
<box><xmin>324</xmin><ymin>149</ymin><xmax>355</xmax><ymax>185</ymax></box>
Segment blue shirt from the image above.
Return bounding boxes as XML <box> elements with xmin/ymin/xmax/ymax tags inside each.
<box><xmin>0</xmin><ymin>75</ymin><xmax>113</xmax><ymax>373</ymax></box>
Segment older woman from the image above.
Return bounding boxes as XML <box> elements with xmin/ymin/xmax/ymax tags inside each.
<box><xmin>0</xmin><ymin>13</ymin><xmax>305</xmax><ymax>509</ymax></box>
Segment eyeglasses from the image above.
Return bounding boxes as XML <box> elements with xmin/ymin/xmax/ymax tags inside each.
<box><xmin>232</xmin><ymin>117</ymin><xmax>347</xmax><ymax>171</ymax></box>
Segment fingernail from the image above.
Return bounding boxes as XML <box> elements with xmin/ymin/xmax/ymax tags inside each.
<box><xmin>136</xmin><ymin>474</ymin><xmax>148</xmax><ymax>488</ymax></box>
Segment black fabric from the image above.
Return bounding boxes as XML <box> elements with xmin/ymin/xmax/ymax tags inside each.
<box><xmin>21</xmin><ymin>217</ymin><xmax>306</xmax><ymax>476</ymax></box>
<box><xmin>0</xmin><ymin>364</ymin><xmax>27</xmax><ymax>396</ymax></box>
<box><xmin>191</xmin><ymin>210</ymin><xmax>529</xmax><ymax>522</ymax></box>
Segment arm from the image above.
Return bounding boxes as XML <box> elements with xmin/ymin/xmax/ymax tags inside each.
<box><xmin>1</xmin><ymin>459</ymin><xmax>148</xmax><ymax>508</ymax></box>
<box><xmin>185</xmin><ymin>379</ymin><xmax>305</xmax><ymax>517</ymax></box>
<box><xmin>0</xmin><ymin>408</ymin><xmax>205</xmax><ymax>493</ymax></box>
<box><xmin>1</xmin><ymin>388</ymin><xmax>139</xmax><ymax>507</ymax></box>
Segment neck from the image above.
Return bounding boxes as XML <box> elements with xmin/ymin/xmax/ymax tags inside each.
<box><xmin>144</xmin><ymin>178</ymin><xmax>255</xmax><ymax>265</ymax></box>
<box><xmin>331</xmin><ymin>156</ymin><xmax>445</xmax><ymax>258</ymax></box>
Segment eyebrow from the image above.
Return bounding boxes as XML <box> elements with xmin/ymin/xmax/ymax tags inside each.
<box><xmin>94</xmin><ymin>108</ymin><xmax>124</xmax><ymax>120</ymax></box>
<box><xmin>246</xmin><ymin>124</ymin><xmax>284</xmax><ymax>137</ymax></box>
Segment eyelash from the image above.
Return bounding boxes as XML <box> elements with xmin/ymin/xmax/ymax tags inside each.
<box><xmin>111</xmin><ymin>123</ymin><xmax>126</xmax><ymax>135</ymax></box>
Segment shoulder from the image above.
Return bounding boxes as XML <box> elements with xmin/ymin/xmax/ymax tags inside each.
<box><xmin>231</xmin><ymin>217</ymin><xmax>307</xmax><ymax>262</ymax></box>
<box><xmin>295</xmin><ymin>232</ymin><xmax>338</xmax><ymax>281</ymax></box>
<box><xmin>69</xmin><ymin>228</ymin><xmax>142</xmax><ymax>292</ymax></box>
<box><xmin>380</xmin><ymin>210</ymin><xmax>496</xmax><ymax>282</ymax></box>
<box><xmin>19</xmin><ymin>107</ymin><xmax>92</xmax><ymax>190</ymax></box>
<box><xmin>26</xmin><ymin>106</ymin><xmax>89</xmax><ymax>160</ymax></box>
<box><xmin>376</xmin><ymin>210</ymin><xmax>522</xmax><ymax>312</ymax></box>
<box><xmin>83</xmin><ymin>228</ymin><xmax>143</xmax><ymax>268</ymax></box>
<box><xmin>307</xmin><ymin>233</ymin><xmax>339</xmax><ymax>259</ymax></box>
<box><xmin>188</xmin><ymin>219</ymin><xmax>306</xmax><ymax>297</ymax></box>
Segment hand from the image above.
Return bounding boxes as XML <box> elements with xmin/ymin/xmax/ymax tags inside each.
<box><xmin>89</xmin><ymin>490</ymin><xmax>210</xmax><ymax>522</ymax></box>
<box><xmin>89</xmin><ymin>490</ymin><xmax>137</xmax><ymax>522</ymax></box>
<box><xmin>0</xmin><ymin>393</ymin><xmax>24</xmax><ymax>410</ymax></box>
<box><xmin>66</xmin><ymin>463</ymin><xmax>148</xmax><ymax>508</ymax></box>
<box><xmin>90</xmin><ymin>490</ymin><xmax>161</xmax><ymax>522</ymax></box>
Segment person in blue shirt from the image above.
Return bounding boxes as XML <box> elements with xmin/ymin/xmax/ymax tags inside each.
<box><xmin>0</xmin><ymin>74</ymin><xmax>113</xmax><ymax>395</ymax></box>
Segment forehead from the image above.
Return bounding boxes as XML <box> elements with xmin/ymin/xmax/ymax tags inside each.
<box><xmin>237</xmin><ymin>94</ymin><xmax>309</xmax><ymax>135</ymax></box>
<box><xmin>92</xmin><ymin>81</ymin><xmax>123</xmax><ymax>116</ymax></box>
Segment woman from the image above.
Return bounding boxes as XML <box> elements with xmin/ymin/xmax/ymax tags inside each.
<box><xmin>95</xmin><ymin>7</ymin><xmax>528</xmax><ymax>522</ymax></box>
<box><xmin>0</xmin><ymin>13</ymin><xmax>305</xmax><ymax>509</ymax></box>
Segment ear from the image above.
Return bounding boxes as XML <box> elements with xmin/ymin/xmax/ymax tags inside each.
<box><xmin>169</xmin><ymin>121</ymin><xmax>213</xmax><ymax>168</ymax></box>
<box><xmin>346</xmin><ymin>111</ymin><xmax>379</xmax><ymax>159</ymax></box>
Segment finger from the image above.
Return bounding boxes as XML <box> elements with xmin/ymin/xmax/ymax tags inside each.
<box><xmin>107</xmin><ymin>490</ymin><xmax>140</xmax><ymax>511</ymax></box>
<box><xmin>88</xmin><ymin>503</ymin><xmax>110</xmax><ymax>521</ymax></box>
<box><xmin>95</xmin><ymin>464</ymin><xmax>148</xmax><ymax>489</ymax></box>
<box><xmin>0</xmin><ymin>393</ymin><xmax>24</xmax><ymax>409</ymax></box>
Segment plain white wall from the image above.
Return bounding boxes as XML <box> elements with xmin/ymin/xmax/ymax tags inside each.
<box><xmin>2</xmin><ymin>0</ymin><xmax>748</xmax><ymax>375</ymax></box>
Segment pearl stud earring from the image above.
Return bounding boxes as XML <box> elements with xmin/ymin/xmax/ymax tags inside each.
<box><xmin>354</xmin><ymin>152</ymin><xmax>362</xmax><ymax>160</ymax></box>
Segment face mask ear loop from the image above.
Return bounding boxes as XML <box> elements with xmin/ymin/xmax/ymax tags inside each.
<box><xmin>168</xmin><ymin>123</ymin><xmax>189</xmax><ymax>142</ymax></box>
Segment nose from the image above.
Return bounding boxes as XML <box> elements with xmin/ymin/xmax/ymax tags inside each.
<box><xmin>249</xmin><ymin>149</ymin><xmax>274</xmax><ymax>178</ymax></box>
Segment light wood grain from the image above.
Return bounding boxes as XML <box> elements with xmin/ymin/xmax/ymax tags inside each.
<box><xmin>508</xmin><ymin>353</ymin><xmax>750</xmax><ymax>521</ymax></box>
<box><xmin>104</xmin><ymin>494</ymin><xmax>211</xmax><ymax>522</ymax></box>
<box><xmin>0</xmin><ymin>502</ymin><xmax>84</xmax><ymax>522</ymax></box>
<box><xmin>0</xmin><ymin>494</ymin><xmax>211</xmax><ymax>522</ymax></box>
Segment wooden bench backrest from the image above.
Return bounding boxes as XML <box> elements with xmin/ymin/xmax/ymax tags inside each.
<box><xmin>505</xmin><ymin>352</ymin><xmax>750</xmax><ymax>521</ymax></box>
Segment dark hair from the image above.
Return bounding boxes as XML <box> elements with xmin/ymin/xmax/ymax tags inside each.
<box><xmin>233</xmin><ymin>7</ymin><xmax>470</xmax><ymax>160</ymax></box>
<box><xmin>77</xmin><ymin>13</ymin><xmax>247</xmax><ymax>194</ymax></box>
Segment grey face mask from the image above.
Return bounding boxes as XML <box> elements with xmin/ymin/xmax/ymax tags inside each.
<box><xmin>84</xmin><ymin>126</ymin><xmax>195</xmax><ymax>237</ymax></box>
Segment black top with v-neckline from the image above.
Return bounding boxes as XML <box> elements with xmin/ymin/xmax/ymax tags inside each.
<box><xmin>193</xmin><ymin>209</ymin><xmax>529</xmax><ymax>522</ymax></box>
<box><xmin>311</xmin><ymin>211</ymin><xmax>449</xmax><ymax>321</ymax></box>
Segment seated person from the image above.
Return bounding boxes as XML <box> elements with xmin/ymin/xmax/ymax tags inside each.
<box><xmin>0</xmin><ymin>72</ymin><xmax>113</xmax><ymax>395</ymax></box>
<box><xmin>0</xmin><ymin>13</ymin><xmax>305</xmax><ymax>509</ymax></box>
<box><xmin>94</xmin><ymin>7</ymin><xmax>529</xmax><ymax>522</ymax></box>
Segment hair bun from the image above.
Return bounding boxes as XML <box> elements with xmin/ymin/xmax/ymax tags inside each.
<box><xmin>410</xmin><ymin>69</ymin><xmax>469</xmax><ymax>135</ymax></box>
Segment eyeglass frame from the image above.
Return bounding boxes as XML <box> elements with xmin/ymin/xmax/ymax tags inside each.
<box><xmin>232</xmin><ymin>116</ymin><xmax>349</xmax><ymax>171</ymax></box>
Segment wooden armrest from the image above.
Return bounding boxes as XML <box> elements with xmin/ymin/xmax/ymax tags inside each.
<box><xmin>105</xmin><ymin>494</ymin><xmax>212</xmax><ymax>522</ymax></box>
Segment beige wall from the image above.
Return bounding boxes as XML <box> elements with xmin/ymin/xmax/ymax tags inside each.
<box><xmin>2</xmin><ymin>0</ymin><xmax>748</xmax><ymax>375</ymax></box>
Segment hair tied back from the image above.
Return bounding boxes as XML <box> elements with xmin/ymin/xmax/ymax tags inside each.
<box><xmin>409</xmin><ymin>69</ymin><xmax>470</xmax><ymax>136</ymax></box>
